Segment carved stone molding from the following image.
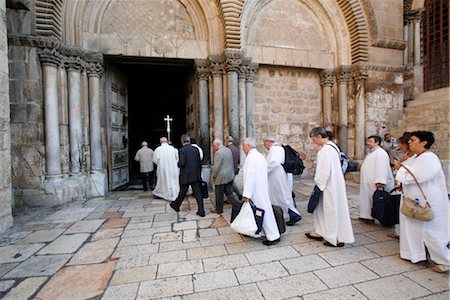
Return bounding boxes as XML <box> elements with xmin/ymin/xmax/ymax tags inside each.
<box><xmin>224</xmin><ymin>49</ymin><xmax>244</xmax><ymax>73</ymax></box>
<box><xmin>360</xmin><ymin>62</ymin><xmax>405</xmax><ymax>73</ymax></box>
<box><xmin>64</xmin><ymin>56</ymin><xmax>83</xmax><ymax>71</ymax></box>
<box><xmin>37</xmin><ymin>47</ymin><xmax>62</xmax><ymax>66</ymax></box>
<box><xmin>209</xmin><ymin>55</ymin><xmax>225</xmax><ymax>76</ymax></box>
<box><xmin>335</xmin><ymin>65</ymin><xmax>351</xmax><ymax>84</ymax></box>
<box><xmin>195</xmin><ymin>59</ymin><xmax>210</xmax><ymax>80</ymax></box>
<box><xmin>374</xmin><ymin>38</ymin><xmax>407</xmax><ymax>50</ymax></box>
<box><xmin>239</xmin><ymin>57</ymin><xmax>252</xmax><ymax>79</ymax></box>
<box><xmin>86</xmin><ymin>62</ymin><xmax>104</xmax><ymax>77</ymax></box>
<box><xmin>351</xmin><ymin>64</ymin><xmax>369</xmax><ymax>81</ymax></box>
<box><xmin>320</xmin><ymin>70</ymin><xmax>334</xmax><ymax>87</ymax></box>
<box><xmin>245</xmin><ymin>63</ymin><xmax>258</xmax><ymax>82</ymax></box>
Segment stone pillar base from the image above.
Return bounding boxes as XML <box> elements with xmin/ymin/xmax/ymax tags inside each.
<box><xmin>89</xmin><ymin>170</ymin><xmax>108</xmax><ymax>197</ymax></box>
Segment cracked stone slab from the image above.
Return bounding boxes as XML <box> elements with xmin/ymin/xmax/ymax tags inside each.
<box><xmin>4</xmin><ymin>254</ymin><xmax>71</xmax><ymax>278</ymax></box>
<box><xmin>2</xmin><ymin>277</ymin><xmax>48</xmax><ymax>300</ymax></box>
<box><xmin>67</xmin><ymin>237</ymin><xmax>119</xmax><ymax>265</ymax></box>
<box><xmin>0</xmin><ymin>243</ymin><xmax>45</xmax><ymax>263</ymax></box>
<box><xmin>203</xmin><ymin>253</ymin><xmax>249</xmax><ymax>272</ymax></box>
<box><xmin>37</xmin><ymin>233</ymin><xmax>90</xmax><ymax>255</ymax></box>
<box><xmin>14</xmin><ymin>229</ymin><xmax>66</xmax><ymax>244</ymax></box>
<box><xmin>91</xmin><ymin>228</ymin><xmax>124</xmax><ymax>242</ymax></box>
<box><xmin>64</xmin><ymin>220</ymin><xmax>105</xmax><ymax>234</ymax></box>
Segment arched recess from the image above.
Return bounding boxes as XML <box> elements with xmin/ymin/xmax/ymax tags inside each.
<box><xmin>62</xmin><ymin>0</ymin><xmax>225</xmax><ymax>57</ymax></box>
<box><xmin>215</xmin><ymin>0</ymin><xmax>245</xmax><ymax>49</ymax></box>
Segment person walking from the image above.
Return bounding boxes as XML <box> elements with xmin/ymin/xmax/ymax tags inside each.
<box><xmin>152</xmin><ymin>137</ymin><xmax>179</xmax><ymax>200</ymax></box>
<box><xmin>242</xmin><ymin>137</ymin><xmax>281</xmax><ymax>245</ymax></box>
<box><xmin>359</xmin><ymin>135</ymin><xmax>394</xmax><ymax>223</ymax></box>
<box><xmin>306</xmin><ymin>127</ymin><xmax>354</xmax><ymax>247</ymax></box>
<box><xmin>225</xmin><ymin>135</ymin><xmax>243</xmax><ymax>199</ymax></box>
<box><xmin>210</xmin><ymin>138</ymin><xmax>241</xmax><ymax>222</ymax></box>
<box><xmin>170</xmin><ymin>134</ymin><xmax>205</xmax><ymax>217</ymax></box>
<box><xmin>134</xmin><ymin>141</ymin><xmax>154</xmax><ymax>191</ymax></box>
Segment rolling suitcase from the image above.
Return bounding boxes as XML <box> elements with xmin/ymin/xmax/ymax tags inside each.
<box><xmin>272</xmin><ymin>205</ymin><xmax>286</xmax><ymax>234</ymax></box>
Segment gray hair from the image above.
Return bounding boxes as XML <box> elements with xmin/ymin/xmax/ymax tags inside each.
<box><xmin>213</xmin><ymin>138</ymin><xmax>223</xmax><ymax>146</ymax></box>
<box><xmin>181</xmin><ymin>134</ymin><xmax>191</xmax><ymax>143</ymax></box>
<box><xmin>142</xmin><ymin>141</ymin><xmax>148</xmax><ymax>147</ymax></box>
<box><xmin>309</xmin><ymin>127</ymin><xmax>327</xmax><ymax>138</ymax></box>
<box><xmin>160</xmin><ymin>137</ymin><xmax>168</xmax><ymax>143</ymax></box>
<box><xmin>243</xmin><ymin>137</ymin><xmax>256</xmax><ymax>148</ymax></box>
<box><xmin>263</xmin><ymin>135</ymin><xmax>275</xmax><ymax>142</ymax></box>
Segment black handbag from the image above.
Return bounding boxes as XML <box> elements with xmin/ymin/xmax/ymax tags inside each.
<box><xmin>249</xmin><ymin>200</ymin><xmax>265</xmax><ymax>234</ymax></box>
<box><xmin>307</xmin><ymin>185</ymin><xmax>322</xmax><ymax>213</ymax></box>
<box><xmin>200</xmin><ymin>181</ymin><xmax>209</xmax><ymax>198</ymax></box>
<box><xmin>371</xmin><ymin>188</ymin><xmax>401</xmax><ymax>227</ymax></box>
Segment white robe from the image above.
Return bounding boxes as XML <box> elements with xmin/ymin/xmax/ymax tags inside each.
<box><xmin>243</xmin><ymin>149</ymin><xmax>280</xmax><ymax>241</ymax></box>
<box><xmin>267</xmin><ymin>144</ymin><xmax>300</xmax><ymax>220</ymax></box>
<box><xmin>152</xmin><ymin>143</ymin><xmax>180</xmax><ymax>200</ymax></box>
<box><xmin>314</xmin><ymin>142</ymin><xmax>355</xmax><ymax>245</ymax></box>
<box><xmin>359</xmin><ymin>146</ymin><xmax>394</xmax><ymax>219</ymax></box>
<box><xmin>396</xmin><ymin>152</ymin><xmax>450</xmax><ymax>265</ymax></box>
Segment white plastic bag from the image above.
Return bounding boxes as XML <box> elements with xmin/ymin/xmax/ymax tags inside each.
<box><xmin>230</xmin><ymin>202</ymin><xmax>258</xmax><ymax>236</ymax></box>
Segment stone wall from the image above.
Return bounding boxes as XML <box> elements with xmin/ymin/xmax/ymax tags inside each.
<box><xmin>0</xmin><ymin>0</ymin><xmax>13</xmax><ymax>232</ymax></box>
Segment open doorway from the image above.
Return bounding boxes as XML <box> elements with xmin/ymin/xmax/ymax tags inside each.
<box><xmin>114</xmin><ymin>57</ymin><xmax>194</xmax><ymax>185</ymax></box>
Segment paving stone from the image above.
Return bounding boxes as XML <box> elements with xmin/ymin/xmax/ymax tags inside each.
<box><xmin>416</xmin><ymin>291</ymin><xmax>449</xmax><ymax>300</ymax></box>
<box><xmin>280</xmin><ymin>254</ymin><xmax>330</xmax><ymax>274</ymax></box>
<box><xmin>318</xmin><ymin>246</ymin><xmax>379</xmax><ymax>266</ymax></box>
<box><xmin>245</xmin><ymin>245</ymin><xmax>300</xmax><ymax>265</ymax></box>
<box><xmin>173</xmin><ymin>221</ymin><xmax>197</xmax><ymax>231</ymax></box>
<box><xmin>364</xmin><ymin>240</ymin><xmax>400</xmax><ymax>256</ymax></box>
<box><xmin>198</xmin><ymin>228</ymin><xmax>219</xmax><ymax>238</ymax></box>
<box><xmin>64</xmin><ymin>220</ymin><xmax>105</xmax><ymax>234</ymax></box>
<box><xmin>403</xmin><ymin>268</ymin><xmax>450</xmax><ymax>293</ymax></box>
<box><xmin>193</xmin><ymin>269</ymin><xmax>238</xmax><ymax>292</ymax></box>
<box><xmin>137</xmin><ymin>276</ymin><xmax>193</xmax><ymax>299</ymax></box>
<box><xmin>113</xmin><ymin>244</ymin><xmax>159</xmax><ymax>269</ymax></box>
<box><xmin>110</xmin><ymin>265</ymin><xmax>158</xmax><ymax>286</ymax></box>
<box><xmin>302</xmin><ymin>285</ymin><xmax>367</xmax><ymax>300</ymax></box>
<box><xmin>100</xmin><ymin>211</ymin><xmax>124</xmax><ymax>219</ymax></box>
<box><xmin>2</xmin><ymin>277</ymin><xmax>48</xmax><ymax>300</ymax></box>
<box><xmin>257</xmin><ymin>272</ymin><xmax>328</xmax><ymax>299</ymax></box>
<box><xmin>37</xmin><ymin>233</ymin><xmax>90</xmax><ymax>255</ymax></box>
<box><xmin>14</xmin><ymin>229</ymin><xmax>66</xmax><ymax>244</ymax></box>
<box><xmin>292</xmin><ymin>241</ymin><xmax>338</xmax><ymax>256</ymax></box>
<box><xmin>46</xmin><ymin>207</ymin><xmax>96</xmax><ymax>223</ymax></box>
<box><xmin>187</xmin><ymin>245</ymin><xmax>227</xmax><ymax>260</ymax></box>
<box><xmin>199</xmin><ymin>233</ymin><xmax>243</xmax><ymax>247</ymax></box>
<box><xmin>361</xmin><ymin>255</ymin><xmax>424</xmax><ymax>276</ymax></box>
<box><xmin>102</xmin><ymin>282</ymin><xmax>139</xmax><ymax>300</ymax></box>
<box><xmin>363</xmin><ymin>229</ymin><xmax>394</xmax><ymax>242</ymax></box>
<box><xmin>183</xmin><ymin>229</ymin><xmax>198</xmax><ymax>242</ymax></box>
<box><xmin>197</xmin><ymin>219</ymin><xmax>215</xmax><ymax>229</ymax></box>
<box><xmin>35</xmin><ymin>262</ymin><xmax>116</xmax><ymax>299</ymax></box>
<box><xmin>225</xmin><ymin>241</ymin><xmax>269</xmax><ymax>254</ymax></box>
<box><xmin>157</xmin><ymin>259</ymin><xmax>203</xmax><ymax>279</ymax></box>
<box><xmin>4</xmin><ymin>254</ymin><xmax>71</xmax><ymax>278</ymax></box>
<box><xmin>159</xmin><ymin>241</ymin><xmax>201</xmax><ymax>252</ymax></box>
<box><xmin>313</xmin><ymin>262</ymin><xmax>379</xmax><ymax>288</ymax></box>
<box><xmin>128</xmin><ymin>216</ymin><xmax>155</xmax><ymax>224</ymax></box>
<box><xmin>275</xmin><ymin>233</ymin><xmax>311</xmax><ymax>246</ymax></box>
<box><xmin>235</xmin><ymin>261</ymin><xmax>288</xmax><ymax>284</ymax></box>
<box><xmin>203</xmin><ymin>253</ymin><xmax>249</xmax><ymax>272</ymax></box>
<box><xmin>0</xmin><ymin>243</ymin><xmax>45</xmax><ymax>263</ymax></box>
<box><xmin>91</xmin><ymin>228</ymin><xmax>124</xmax><ymax>241</ymax></box>
<box><xmin>118</xmin><ymin>235</ymin><xmax>154</xmax><ymax>247</ymax></box>
<box><xmin>148</xmin><ymin>250</ymin><xmax>186</xmax><ymax>265</ymax></box>
<box><xmin>121</xmin><ymin>228</ymin><xmax>160</xmax><ymax>238</ymax></box>
<box><xmin>152</xmin><ymin>232</ymin><xmax>182</xmax><ymax>243</ymax></box>
<box><xmin>352</xmin><ymin>233</ymin><xmax>378</xmax><ymax>246</ymax></box>
<box><xmin>354</xmin><ymin>274</ymin><xmax>431</xmax><ymax>299</ymax></box>
<box><xmin>217</xmin><ymin>226</ymin><xmax>235</xmax><ymax>235</ymax></box>
<box><xmin>101</xmin><ymin>218</ymin><xmax>130</xmax><ymax>229</ymax></box>
<box><xmin>0</xmin><ymin>263</ymin><xmax>18</xmax><ymax>277</ymax></box>
<box><xmin>67</xmin><ymin>237</ymin><xmax>119</xmax><ymax>265</ymax></box>
<box><xmin>0</xmin><ymin>280</ymin><xmax>15</xmax><ymax>292</ymax></box>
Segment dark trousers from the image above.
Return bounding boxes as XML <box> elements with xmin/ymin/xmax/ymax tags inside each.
<box><xmin>215</xmin><ymin>181</ymin><xmax>242</xmax><ymax>222</ymax></box>
<box><xmin>172</xmin><ymin>181</ymin><xmax>205</xmax><ymax>215</ymax></box>
<box><xmin>142</xmin><ymin>171</ymin><xmax>154</xmax><ymax>191</ymax></box>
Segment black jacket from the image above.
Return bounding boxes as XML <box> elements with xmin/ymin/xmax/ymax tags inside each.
<box><xmin>178</xmin><ymin>143</ymin><xmax>202</xmax><ymax>184</ymax></box>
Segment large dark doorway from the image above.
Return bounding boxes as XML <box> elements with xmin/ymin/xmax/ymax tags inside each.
<box><xmin>110</xmin><ymin>57</ymin><xmax>194</xmax><ymax>185</ymax></box>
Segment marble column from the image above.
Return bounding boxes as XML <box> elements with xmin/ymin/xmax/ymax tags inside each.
<box><xmin>336</xmin><ymin>66</ymin><xmax>351</xmax><ymax>153</ymax></box>
<box><xmin>245</xmin><ymin>63</ymin><xmax>258</xmax><ymax>137</ymax></box>
<box><xmin>413</xmin><ymin>18</ymin><xmax>421</xmax><ymax>66</ymax></box>
<box><xmin>403</xmin><ymin>24</ymin><xmax>409</xmax><ymax>65</ymax></box>
<box><xmin>81</xmin><ymin>70</ymin><xmax>90</xmax><ymax>172</ymax></box>
<box><xmin>67</xmin><ymin>58</ymin><xmax>83</xmax><ymax>174</ymax></box>
<box><xmin>38</xmin><ymin>50</ymin><xmax>62</xmax><ymax>178</ymax></box>
<box><xmin>87</xmin><ymin>63</ymin><xmax>103</xmax><ymax>171</ymax></box>
<box><xmin>320</xmin><ymin>70</ymin><xmax>334</xmax><ymax>130</ymax></box>
<box><xmin>238</xmin><ymin>59</ymin><xmax>249</xmax><ymax>141</ymax></box>
<box><xmin>210</xmin><ymin>56</ymin><xmax>224</xmax><ymax>140</ymax></box>
<box><xmin>195</xmin><ymin>59</ymin><xmax>210</xmax><ymax>164</ymax></box>
<box><xmin>225</xmin><ymin>49</ymin><xmax>243</xmax><ymax>142</ymax></box>
<box><xmin>352</xmin><ymin>65</ymin><xmax>368</xmax><ymax>160</ymax></box>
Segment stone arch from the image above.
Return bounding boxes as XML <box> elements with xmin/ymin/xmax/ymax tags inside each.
<box><xmin>215</xmin><ymin>0</ymin><xmax>245</xmax><ymax>49</ymax></box>
<box><xmin>62</xmin><ymin>0</ymin><xmax>225</xmax><ymax>57</ymax></box>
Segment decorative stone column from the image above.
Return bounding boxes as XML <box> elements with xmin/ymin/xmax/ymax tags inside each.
<box><xmin>413</xmin><ymin>15</ymin><xmax>421</xmax><ymax>66</ymax></box>
<box><xmin>225</xmin><ymin>49</ymin><xmax>243</xmax><ymax>142</ymax></box>
<box><xmin>238</xmin><ymin>58</ymin><xmax>249</xmax><ymax>141</ymax></box>
<box><xmin>319</xmin><ymin>70</ymin><xmax>334</xmax><ymax>130</ymax></box>
<box><xmin>38</xmin><ymin>49</ymin><xmax>62</xmax><ymax>178</ymax></box>
<box><xmin>210</xmin><ymin>55</ymin><xmax>224</xmax><ymax>140</ymax></box>
<box><xmin>352</xmin><ymin>65</ymin><xmax>368</xmax><ymax>160</ymax></box>
<box><xmin>195</xmin><ymin>59</ymin><xmax>210</xmax><ymax>164</ymax></box>
<box><xmin>336</xmin><ymin>66</ymin><xmax>351</xmax><ymax>153</ymax></box>
<box><xmin>245</xmin><ymin>63</ymin><xmax>258</xmax><ymax>137</ymax></box>
<box><xmin>66</xmin><ymin>57</ymin><xmax>83</xmax><ymax>174</ymax></box>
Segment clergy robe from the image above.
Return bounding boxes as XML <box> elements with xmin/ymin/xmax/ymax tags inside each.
<box><xmin>267</xmin><ymin>144</ymin><xmax>301</xmax><ymax>221</ymax></box>
<box><xmin>152</xmin><ymin>143</ymin><xmax>180</xmax><ymax>200</ymax></box>
<box><xmin>359</xmin><ymin>146</ymin><xmax>394</xmax><ymax>219</ymax></box>
<box><xmin>243</xmin><ymin>148</ymin><xmax>280</xmax><ymax>241</ymax></box>
<box><xmin>314</xmin><ymin>142</ymin><xmax>355</xmax><ymax>246</ymax></box>
<box><xmin>396</xmin><ymin>151</ymin><xmax>450</xmax><ymax>265</ymax></box>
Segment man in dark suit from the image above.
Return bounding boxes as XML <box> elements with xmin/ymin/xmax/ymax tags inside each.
<box><xmin>169</xmin><ymin>134</ymin><xmax>205</xmax><ymax>217</ymax></box>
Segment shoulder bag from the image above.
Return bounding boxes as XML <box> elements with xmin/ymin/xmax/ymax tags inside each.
<box><xmin>398</xmin><ymin>162</ymin><xmax>434</xmax><ymax>221</ymax></box>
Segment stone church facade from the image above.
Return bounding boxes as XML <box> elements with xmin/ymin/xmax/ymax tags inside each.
<box><xmin>0</xmin><ymin>0</ymin><xmax>448</xmax><ymax>232</ymax></box>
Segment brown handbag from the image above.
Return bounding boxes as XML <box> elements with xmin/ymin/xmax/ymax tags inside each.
<box><xmin>399</xmin><ymin>163</ymin><xmax>434</xmax><ymax>221</ymax></box>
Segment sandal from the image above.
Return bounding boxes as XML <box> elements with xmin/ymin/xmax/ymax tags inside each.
<box><xmin>324</xmin><ymin>241</ymin><xmax>345</xmax><ymax>247</ymax></box>
<box><xmin>305</xmin><ymin>232</ymin><xmax>323</xmax><ymax>241</ymax></box>
<box><xmin>431</xmin><ymin>265</ymin><xmax>449</xmax><ymax>273</ymax></box>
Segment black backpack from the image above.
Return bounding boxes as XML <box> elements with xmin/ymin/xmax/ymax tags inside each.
<box><xmin>282</xmin><ymin>145</ymin><xmax>305</xmax><ymax>175</ymax></box>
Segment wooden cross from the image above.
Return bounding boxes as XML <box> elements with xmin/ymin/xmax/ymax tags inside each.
<box><xmin>164</xmin><ymin>115</ymin><xmax>173</xmax><ymax>142</ymax></box>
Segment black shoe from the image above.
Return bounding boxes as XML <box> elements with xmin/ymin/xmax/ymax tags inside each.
<box><xmin>358</xmin><ymin>217</ymin><xmax>375</xmax><ymax>224</ymax></box>
<box><xmin>324</xmin><ymin>241</ymin><xmax>344</xmax><ymax>247</ymax></box>
<box><xmin>286</xmin><ymin>218</ymin><xmax>301</xmax><ymax>226</ymax></box>
<box><xmin>305</xmin><ymin>232</ymin><xmax>324</xmax><ymax>241</ymax></box>
<box><xmin>196</xmin><ymin>211</ymin><xmax>205</xmax><ymax>217</ymax></box>
<box><xmin>169</xmin><ymin>202</ymin><xmax>179</xmax><ymax>212</ymax></box>
<box><xmin>263</xmin><ymin>238</ymin><xmax>281</xmax><ymax>246</ymax></box>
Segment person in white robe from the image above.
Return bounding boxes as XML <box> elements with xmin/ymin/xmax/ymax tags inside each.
<box><xmin>263</xmin><ymin>136</ymin><xmax>302</xmax><ymax>226</ymax></box>
<box><xmin>152</xmin><ymin>137</ymin><xmax>180</xmax><ymax>200</ymax></box>
<box><xmin>242</xmin><ymin>137</ymin><xmax>281</xmax><ymax>245</ymax></box>
<box><xmin>307</xmin><ymin>127</ymin><xmax>355</xmax><ymax>247</ymax></box>
<box><xmin>395</xmin><ymin>131</ymin><xmax>449</xmax><ymax>273</ymax></box>
<box><xmin>359</xmin><ymin>135</ymin><xmax>394</xmax><ymax>222</ymax></box>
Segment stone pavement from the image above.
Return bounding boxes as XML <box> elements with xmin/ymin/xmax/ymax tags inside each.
<box><xmin>0</xmin><ymin>178</ymin><xmax>448</xmax><ymax>300</ymax></box>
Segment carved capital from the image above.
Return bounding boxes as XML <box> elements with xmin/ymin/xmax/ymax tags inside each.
<box><xmin>195</xmin><ymin>59</ymin><xmax>210</xmax><ymax>80</ymax></box>
<box><xmin>209</xmin><ymin>55</ymin><xmax>225</xmax><ymax>76</ymax></box>
<box><xmin>245</xmin><ymin>63</ymin><xmax>258</xmax><ymax>82</ymax></box>
<box><xmin>86</xmin><ymin>62</ymin><xmax>104</xmax><ymax>77</ymax></box>
<box><xmin>224</xmin><ymin>49</ymin><xmax>244</xmax><ymax>73</ymax></box>
<box><xmin>351</xmin><ymin>64</ymin><xmax>369</xmax><ymax>82</ymax></box>
<box><xmin>335</xmin><ymin>66</ymin><xmax>351</xmax><ymax>84</ymax></box>
<box><xmin>238</xmin><ymin>57</ymin><xmax>251</xmax><ymax>78</ymax></box>
<box><xmin>64</xmin><ymin>56</ymin><xmax>83</xmax><ymax>71</ymax></box>
<box><xmin>37</xmin><ymin>47</ymin><xmax>62</xmax><ymax>66</ymax></box>
<box><xmin>320</xmin><ymin>70</ymin><xmax>334</xmax><ymax>87</ymax></box>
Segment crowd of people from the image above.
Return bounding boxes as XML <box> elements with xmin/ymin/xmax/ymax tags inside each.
<box><xmin>134</xmin><ymin>128</ymin><xmax>449</xmax><ymax>272</ymax></box>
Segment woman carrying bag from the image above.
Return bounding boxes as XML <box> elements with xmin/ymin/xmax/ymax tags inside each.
<box><xmin>395</xmin><ymin>131</ymin><xmax>450</xmax><ymax>273</ymax></box>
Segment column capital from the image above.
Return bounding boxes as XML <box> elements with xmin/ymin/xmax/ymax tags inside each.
<box><xmin>245</xmin><ymin>62</ymin><xmax>258</xmax><ymax>82</ymax></box>
<box><xmin>64</xmin><ymin>56</ymin><xmax>83</xmax><ymax>71</ymax></box>
<box><xmin>224</xmin><ymin>49</ymin><xmax>244</xmax><ymax>73</ymax></box>
<box><xmin>86</xmin><ymin>62</ymin><xmax>104</xmax><ymax>77</ymax></box>
<box><xmin>335</xmin><ymin>65</ymin><xmax>351</xmax><ymax>84</ymax></box>
<box><xmin>320</xmin><ymin>69</ymin><xmax>334</xmax><ymax>87</ymax></box>
<box><xmin>209</xmin><ymin>55</ymin><xmax>225</xmax><ymax>76</ymax></box>
<box><xmin>351</xmin><ymin>64</ymin><xmax>369</xmax><ymax>81</ymax></box>
<box><xmin>38</xmin><ymin>48</ymin><xmax>62</xmax><ymax>66</ymax></box>
<box><xmin>238</xmin><ymin>57</ymin><xmax>252</xmax><ymax>79</ymax></box>
<box><xmin>195</xmin><ymin>59</ymin><xmax>210</xmax><ymax>80</ymax></box>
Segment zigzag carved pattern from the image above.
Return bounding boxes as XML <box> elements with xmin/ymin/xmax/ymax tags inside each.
<box><xmin>216</xmin><ymin>0</ymin><xmax>245</xmax><ymax>49</ymax></box>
